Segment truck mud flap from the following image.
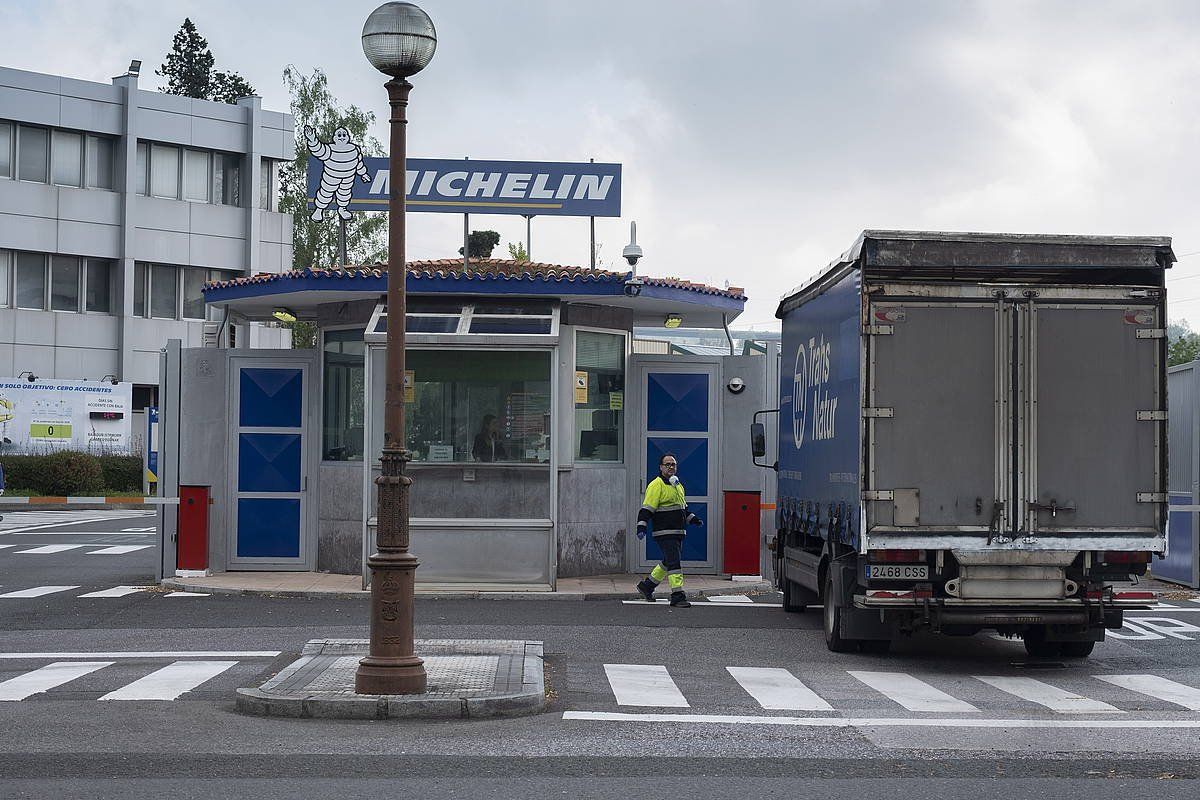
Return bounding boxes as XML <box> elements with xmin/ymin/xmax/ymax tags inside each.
<box><xmin>834</xmin><ymin>561</ymin><xmax>891</xmax><ymax>640</ymax></box>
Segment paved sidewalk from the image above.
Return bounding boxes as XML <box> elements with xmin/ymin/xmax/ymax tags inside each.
<box><xmin>236</xmin><ymin>638</ymin><xmax>544</xmax><ymax>720</ymax></box>
<box><xmin>162</xmin><ymin>571</ymin><xmax>774</xmax><ymax>600</ymax></box>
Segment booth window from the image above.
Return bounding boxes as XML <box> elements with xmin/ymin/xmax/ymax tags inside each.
<box><xmin>574</xmin><ymin>331</ymin><xmax>625</xmax><ymax>462</ymax></box>
<box><xmin>406</xmin><ymin>350</ymin><xmax>551</xmax><ymax>464</ymax></box>
<box><xmin>368</xmin><ymin>298</ymin><xmax>559</xmax><ymax>337</ymax></box>
<box><xmin>323</xmin><ymin>329</ymin><xmax>365</xmax><ymax>461</ymax></box>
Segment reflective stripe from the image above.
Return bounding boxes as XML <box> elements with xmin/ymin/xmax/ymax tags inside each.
<box><xmin>652</xmin><ymin>529</ymin><xmax>685</xmax><ymax>538</ymax></box>
<box><xmin>655</xmin><ymin>503</ymin><xmax>685</xmax><ymax>512</ymax></box>
<box><xmin>666</xmin><ymin>569</ymin><xmax>683</xmax><ymax>576</ymax></box>
<box><xmin>668</xmin><ymin>573</ymin><xmax>685</xmax><ymax>589</ymax></box>
<box><xmin>640</xmin><ymin>505</ymin><xmax>654</xmax><ymax>512</ymax></box>
<box><xmin>650</xmin><ymin>565</ymin><xmax>666</xmax><ymax>583</ymax></box>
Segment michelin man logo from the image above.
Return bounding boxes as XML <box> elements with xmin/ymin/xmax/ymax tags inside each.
<box><xmin>792</xmin><ymin>335</ymin><xmax>837</xmax><ymax>449</ymax></box>
<box><xmin>305</xmin><ymin>125</ymin><xmax>370</xmax><ymax>222</ymax></box>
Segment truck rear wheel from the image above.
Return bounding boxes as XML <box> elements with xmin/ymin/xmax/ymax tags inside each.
<box><xmin>1060</xmin><ymin>640</ymin><xmax>1096</xmax><ymax>658</ymax></box>
<box><xmin>823</xmin><ymin>568</ymin><xmax>857</xmax><ymax>653</ymax></box>
<box><xmin>1023</xmin><ymin>627</ymin><xmax>1062</xmax><ymax>658</ymax></box>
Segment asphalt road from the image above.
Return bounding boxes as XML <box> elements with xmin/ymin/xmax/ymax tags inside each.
<box><xmin>2</xmin><ymin>509</ymin><xmax>1199</xmax><ymax>799</ymax></box>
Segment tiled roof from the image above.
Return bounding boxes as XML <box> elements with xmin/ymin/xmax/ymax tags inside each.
<box><xmin>204</xmin><ymin>258</ymin><xmax>745</xmax><ymax>300</ymax></box>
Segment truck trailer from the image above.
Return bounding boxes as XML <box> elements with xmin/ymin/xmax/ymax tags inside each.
<box><xmin>755</xmin><ymin>231</ymin><xmax>1172</xmax><ymax>657</ymax></box>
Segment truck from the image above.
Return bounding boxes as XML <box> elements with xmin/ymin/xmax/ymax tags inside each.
<box><xmin>753</xmin><ymin>231</ymin><xmax>1172</xmax><ymax>657</ymax></box>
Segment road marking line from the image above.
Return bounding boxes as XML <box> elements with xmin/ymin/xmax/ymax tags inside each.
<box><xmin>87</xmin><ymin>545</ymin><xmax>154</xmax><ymax>555</ymax></box>
<box><xmin>15</xmin><ymin>544</ymin><xmax>85</xmax><ymax>554</ymax></box>
<box><xmin>11</xmin><ymin>531</ymin><xmax>155</xmax><ymax>536</ymax></box>
<box><xmin>121</xmin><ymin>527</ymin><xmax>156</xmax><ymax>532</ymax></box>
<box><xmin>603</xmin><ymin>664</ymin><xmax>689</xmax><ymax>708</ymax></box>
<box><xmin>0</xmin><ymin>651</ymin><xmax>279</xmax><ymax>659</ymax></box>
<box><xmin>848</xmin><ymin>671</ymin><xmax>979</xmax><ymax>713</ymax></box>
<box><xmin>0</xmin><ymin>661</ymin><xmax>113</xmax><ymax>701</ymax></box>
<box><xmin>619</xmin><ymin>600</ymin><xmax>783</xmax><ymax>608</ymax></box>
<box><xmin>0</xmin><ymin>515</ymin><xmax>146</xmax><ymax>535</ymax></box>
<box><xmin>98</xmin><ymin>660</ymin><xmax>238</xmax><ymax>701</ymax></box>
<box><xmin>975</xmin><ymin>676</ymin><xmax>1121</xmax><ymax>713</ymax></box>
<box><xmin>1096</xmin><ymin>675</ymin><xmax>1200</xmax><ymax>711</ymax></box>
<box><xmin>708</xmin><ymin>595</ymin><xmax>754</xmax><ymax>604</ymax></box>
<box><xmin>726</xmin><ymin>666</ymin><xmax>833</xmax><ymax>711</ymax></box>
<box><xmin>77</xmin><ymin>586</ymin><xmax>150</xmax><ymax>598</ymax></box>
<box><xmin>562</xmin><ymin>711</ymin><xmax>1200</xmax><ymax>729</ymax></box>
<box><xmin>165</xmin><ymin>592</ymin><xmax>210</xmax><ymax>598</ymax></box>
<box><xmin>0</xmin><ymin>545</ymin><xmax>14</xmax><ymax>550</ymax></box>
<box><xmin>0</xmin><ymin>586</ymin><xmax>81</xmax><ymax>598</ymax></box>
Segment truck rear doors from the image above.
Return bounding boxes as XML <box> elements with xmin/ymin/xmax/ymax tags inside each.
<box><xmin>865</xmin><ymin>288</ymin><xmax>1164</xmax><ymax>544</ymax></box>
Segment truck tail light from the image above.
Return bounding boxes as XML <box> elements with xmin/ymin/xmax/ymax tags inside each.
<box><xmin>1102</xmin><ymin>551</ymin><xmax>1151</xmax><ymax>563</ymax></box>
<box><xmin>870</xmin><ymin>549</ymin><xmax>923</xmax><ymax>562</ymax></box>
<box><xmin>1113</xmin><ymin>591</ymin><xmax>1156</xmax><ymax>601</ymax></box>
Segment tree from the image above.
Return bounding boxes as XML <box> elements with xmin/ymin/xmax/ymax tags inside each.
<box><xmin>157</xmin><ymin>18</ymin><xmax>255</xmax><ymax>104</ymax></box>
<box><xmin>1169</xmin><ymin>320</ymin><xmax>1200</xmax><ymax>366</ymax></box>
<box><xmin>507</xmin><ymin>241</ymin><xmax>529</xmax><ymax>262</ymax></box>
<box><xmin>279</xmin><ymin>66</ymin><xmax>387</xmax><ymax>274</ymax></box>
<box><xmin>458</xmin><ymin>230</ymin><xmax>501</xmax><ymax>258</ymax></box>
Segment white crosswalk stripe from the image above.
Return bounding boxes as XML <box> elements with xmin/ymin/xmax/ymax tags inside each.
<box><xmin>604</xmin><ymin>664</ymin><xmax>690</xmax><ymax>708</ymax></box>
<box><xmin>0</xmin><ymin>585</ymin><xmax>80</xmax><ymax>598</ymax></box>
<box><xmin>98</xmin><ymin>660</ymin><xmax>238</xmax><ymax>701</ymax></box>
<box><xmin>15</xmin><ymin>544</ymin><xmax>85</xmax><ymax>554</ymax></box>
<box><xmin>727</xmin><ymin>666</ymin><xmax>833</xmax><ymax>711</ymax></box>
<box><xmin>975</xmin><ymin>676</ymin><xmax>1121</xmax><ymax>713</ymax></box>
<box><xmin>0</xmin><ymin>661</ymin><xmax>113</xmax><ymax>701</ymax></box>
<box><xmin>77</xmin><ymin>586</ymin><xmax>150</xmax><ymax>598</ymax></box>
<box><xmin>0</xmin><ymin>544</ymin><xmax>15</xmax><ymax>550</ymax></box>
<box><xmin>1096</xmin><ymin>674</ymin><xmax>1200</xmax><ymax>711</ymax></box>
<box><xmin>847</xmin><ymin>671</ymin><xmax>980</xmax><ymax>712</ymax></box>
<box><xmin>86</xmin><ymin>545</ymin><xmax>154</xmax><ymax>555</ymax></box>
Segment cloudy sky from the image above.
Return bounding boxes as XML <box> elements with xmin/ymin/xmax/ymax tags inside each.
<box><xmin>4</xmin><ymin>0</ymin><xmax>1200</xmax><ymax>326</ymax></box>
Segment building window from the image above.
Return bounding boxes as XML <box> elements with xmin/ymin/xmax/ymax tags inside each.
<box><xmin>184</xmin><ymin>149</ymin><xmax>212</xmax><ymax>203</ymax></box>
<box><xmin>182</xmin><ymin>267</ymin><xmax>207</xmax><ymax>320</ymax></box>
<box><xmin>17</xmin><ymin>125</ymin><xmax>49</xmax><ymax>183</ymax></box>
<box><xmin>150</xmin><ymin>143</ymin><xmax>180</xmax><ymax>199</ymax></box>
<box><xmin>135</xmin><ymin>142</ymin><xmax>148</xmax><ymax>195</ymax></box>
<box><xmin>260</xmin><ymin>158</ymin><xmax>279</xmax><ymax>211</ymax></box>
<box><xmin>50</xmin><ymin>255</ymin><xmax>81</xmax><ymax>312</ymax></box>
<box><xmin>85</xmin><ymin>259</ymin><xmax>112</xmax><ymax>313</ymax></box>
<box><xmin>134</xmin><ymin>262</ymin><xmax>147</xmax><ymax>317</ymax></box>
<box><xmin>0</xmin><ymin>250</ymin><xmax>9</xmax><ymax>307</ymax></box>
<box><xmin>51</xmin><ymin>131</ymin><xmax>82</xmax><ymax>187</ymax></box>
<box><xmin>15</xmin><ymin>252</ymin><xmax>46</xmax><ymax>309</ymax></box>
<box><xmin>214</xmin><ymin>153</ymin><xmax>241</xmax><ymax>206</ymax></box>
<box><xmin>323</xmin><ymin>329</ymin><xmax>365</xmax><ymax>461</ymax></box>
<box><xmin>0</xmin><ymin>122</ymin><xmax>11</xmax><ymax>179</ymax></box>
<box><xmin>405</xmin><ymin>350</ymin><xmax>552</xmax><ymax>464</ymax></box>
<box><xmin>574</xmin><ymin>331</ymin><xmax>625</xmax><ymax>462</ymax></box>
<box><xmin>150</xmin><ymin>263</ymin><xmax>178</xmax><ymax>319</ymax></box>
<box><xmin>85</xmin><ymin>136</ymin><xmax>114</xmax><ymax>190</ymax></box>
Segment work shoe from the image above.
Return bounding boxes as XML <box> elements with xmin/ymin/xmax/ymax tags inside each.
<box><xmin>636</xmin><ymin>579</ymin><xmax>656</xmax><ymax>602</ymax></box>
<box><xmin>669</xmin><ymin>592</ymin><xmax>691</xmax><ymax>608</ymax></box>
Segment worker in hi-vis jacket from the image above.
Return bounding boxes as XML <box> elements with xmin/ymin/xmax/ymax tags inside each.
<box><xmin>635</xmin><ymin>453</ymin><xmax>703</xmax><ymax>607</ymax></box>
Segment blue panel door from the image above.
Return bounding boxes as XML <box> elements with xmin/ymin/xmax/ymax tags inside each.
<box><xmin>639</xmin><ymin>367</ymin><xmax>716</xmax><ymax>572</ymax></box>
<box><xmin>231</xmin><ymin>362</ymin><xmax>309</xmax><ymax>568</ymax></box>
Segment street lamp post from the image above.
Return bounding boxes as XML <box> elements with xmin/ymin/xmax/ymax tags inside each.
<box><xmin>355</xmin><ymin>1</ymin><xmax>437</xmax><ymax>696</ymax></box>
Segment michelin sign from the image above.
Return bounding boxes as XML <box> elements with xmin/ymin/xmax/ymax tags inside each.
<box><xmin>0</xmin><ymin>378</ymin><xmax>133</xmax><ymax>453</ymax></box>
<box><xmin>307</xmin><ymin>149</ymin><xmax>621</xmax><ymax>218</ymax></box>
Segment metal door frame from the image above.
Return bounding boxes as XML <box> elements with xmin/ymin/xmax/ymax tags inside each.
<box><xmin>628</xmin><ymin>355</ymin><xmax>721</xmax><ymax>574</ymax></box>
<box><xmin>227</xmin><ymin>354</ymin><xmax>318</xmax><ymax>571</ymax></box>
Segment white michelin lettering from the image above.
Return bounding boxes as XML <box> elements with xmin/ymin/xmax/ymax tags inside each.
<box><xmin>416</xmin><ymin>171</ymin><xmax>437</xmax><ymax>195</ymax></box>
<box><xmin>573</xmin><ymin>174</ymin><xmax>613</xmax><ymax>200</ymax></box>
<box><xmin>555</xmin><ymin>175</ymin><xmax>576</xmax><ymax>199</ymax></box>
<box><xmin>529</xmin><ymin>174</ymin><xmax>556</xmax><ymax>199</ymax></box>
<box><xmin>436</xmin><ymin>171</ymin><xmax>469</xmax><ymax>197</ymax></box>
<box><xmin>369</xmin><ymin>169</ymin><xmax>390</xmax><ymax>195</ymax></box>
<box><xmin>500</xmin><ymin>173</ymin><xmax>533</xmax><ymax>198</ymax></box>
<box><xmin>465</xmin><ymin>172</ymin><xmax>502</xmax><ymax>198</ymax></box>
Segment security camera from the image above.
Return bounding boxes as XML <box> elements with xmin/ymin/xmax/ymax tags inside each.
<box><xmin>622</xmin><ymin>221</ymin><xmax>643</xmax><ymax>268</ymax></box>
<box><xmin>623</xmin><ymin>277</ymin><xmax>644</xmax><ymax>297</ymax></box>
<box><xmin>727</xmin><ymin>377</ymin><xmax>746</xmax><ymax>394</ymax></box>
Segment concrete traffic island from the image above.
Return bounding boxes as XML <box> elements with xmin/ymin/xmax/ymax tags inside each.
<box><xmin>236</xmin><ymin>638</ymin><xmax>545</xmax><ymax>720</ymax></box>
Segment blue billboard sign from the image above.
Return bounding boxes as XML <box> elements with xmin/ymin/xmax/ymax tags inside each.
<box><xmin>306</xmin><ymin>156</ymin><xmax>621</xmax><ymax>218</ymax></box>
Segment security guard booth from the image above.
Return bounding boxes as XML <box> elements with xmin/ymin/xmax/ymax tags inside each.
<box><xmin>186</xmin><ymin>258</ymin><xmax>749</xmax><ymax>589</ymax></box>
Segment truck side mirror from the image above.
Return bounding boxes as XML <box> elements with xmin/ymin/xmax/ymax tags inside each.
<box><xmin>751</xmin><ymin>422</ymin><xmax>767</xmax><ymax>458</ymax></box>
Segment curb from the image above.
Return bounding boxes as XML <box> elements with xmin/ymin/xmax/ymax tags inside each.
<box><xmin>161</xmin><ymin>578</ymin><xmax>774</xmax><ymax>601</ymax></box>
<box><xmin>235</xmin><ymin>642</ymin><xmax>546</xmax><ymax>721</ymax></box>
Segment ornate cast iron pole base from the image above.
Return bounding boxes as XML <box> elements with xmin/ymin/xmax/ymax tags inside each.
<box><xmin>356</xmin><ymin>446</ymin><xmax>427</xmax><ymax>694</ymax></box>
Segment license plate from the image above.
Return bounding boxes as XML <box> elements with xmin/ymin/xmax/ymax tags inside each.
<box><xmin>866</xmin><ymin>564</ymin><xmax>929</xmax><ymax>580</ymax></box>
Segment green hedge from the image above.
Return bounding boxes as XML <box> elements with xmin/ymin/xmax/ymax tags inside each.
<box><xmin>1</xmin><ymin>452</ymin><xmax>142</xmax><ymax>495</ymax></box>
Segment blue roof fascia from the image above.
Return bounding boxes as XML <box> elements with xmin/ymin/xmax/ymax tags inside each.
<box><xmin>203</xmin><ymin>270</ymin><xmax>745</xmax><ymax>311</ymax></box>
